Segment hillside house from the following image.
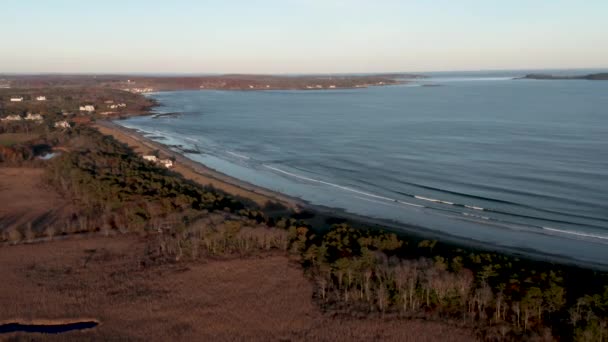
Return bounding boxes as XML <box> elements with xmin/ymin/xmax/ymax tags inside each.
<box><xmin>143</xmin><ymin>155</ymin><xmax>158</xmax><ymax>162</ymax></box>
<box><xmin>159</xmin><ymin>159</ymin><xmax>174</xmax><ymax>168</ymax></box>
<box><xmin>24</xmin><ymin>113</ymin><xmax>43</xmax><ymax>121</ymax></box>
<box><xmin>79</xmin><ymin>105</ymin><xmax>95</xmax><ymax>112</ymax></box>
<box><xmin>10</xmin><ymin>97</ymin><xmax>23</xmax><ymax>102</ymax></box>
<box><xmin>108</xmin><ymin>103</ymin><xmax>126</xmax><ymax>109</ymax></box>
<box><xmin>36</xmin><ymin>96</ymin><xmax>47</xmax><ymax>101</ymax></box>
<box><xmin>54</xmin><ymin>120</ymin><xmax>71</xmax><ymax>129</ymax></box>
<box><xmin>1</xmin><ymin>115</ymin><xmax>23</xmax><ymax>121</ymax></box>
<box><xmin>143</xmin><ymin>155</ymin><xmax>174</xmax><ymax>168</ymax></box>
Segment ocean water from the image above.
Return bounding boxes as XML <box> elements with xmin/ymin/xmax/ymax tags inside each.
<box><xmin>119</xmin><ymin>72</ymin><xmax>608</xmax><ymax>266</ymax></box>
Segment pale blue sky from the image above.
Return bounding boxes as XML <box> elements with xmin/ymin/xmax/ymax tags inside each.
<box><xmin>1</xmin><ymin>0</ymin><xmax>607</xmax><ymax>73</ymax></box>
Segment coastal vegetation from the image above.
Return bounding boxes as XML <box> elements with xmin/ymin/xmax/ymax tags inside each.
<box><xmin>1</xmin><ymin>110</ymin><xmax>607</xmax><ymax>340</ymax></box>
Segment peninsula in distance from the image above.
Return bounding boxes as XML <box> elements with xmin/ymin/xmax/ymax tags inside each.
<box><xmin>518</xmin><ymin>72</ymin><xmax>608</xmax><ymax>80</ymax></box>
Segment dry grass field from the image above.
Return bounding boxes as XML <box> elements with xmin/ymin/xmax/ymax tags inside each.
<box><xmin>0</xmin><ymin>133</ymin><xmax>36</xmax><ymax>147</ymax></box>
<box><xmin>0</xmin><ymin>235</ymin><xmax>476</xmax><ymax>341</ymax></box>
<box><xmin>0</xmin><ymin>167</ymin><xmax>73</xmax><ymax>238</ymax></box>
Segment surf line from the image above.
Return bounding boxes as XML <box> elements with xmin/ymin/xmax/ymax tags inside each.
<box><xmin>264</xmin><ymin>165</ymin><xmax>423</xmax><ymax>208</ymax></box>
<box><xmin>227</xmin><ymin>151</ymin><xmax>250</xmax><ymax>160</ymax></box>
<box><xmin>542</xmin><ymin>226</ymin><xmax>608</xmax><ymax>240</ymax></box>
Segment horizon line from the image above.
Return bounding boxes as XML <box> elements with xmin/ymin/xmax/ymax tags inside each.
<box><xmin>1</xmin><ymin>67</ymin><xmax>607</xmax><ymax>77</ymax></box>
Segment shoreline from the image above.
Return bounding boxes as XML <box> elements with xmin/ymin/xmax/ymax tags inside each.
<box><xmin>94</xmin><ymin>120</ymin><xmax>304</xmax><ymax>211</ymax></box>
<box><xmin>95</xmin><ymin>119</ymin><xmax>608</xmax><ymax>271</ymax></box>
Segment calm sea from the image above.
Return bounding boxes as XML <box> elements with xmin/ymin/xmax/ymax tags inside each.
<box><xmin>119</xmin><ymin>71</ymin><xmax>608</xmax><ymax>266</ymax></box>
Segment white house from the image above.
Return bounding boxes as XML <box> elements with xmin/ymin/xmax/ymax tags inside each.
<box><xmin>329</xmin><ymin>85</ymin><xmax>336</xmax><ymax>89</ymax></box>
<box><xmin>1</xmin><ymin>115</ymin><xmax>22</xmax><ymax>121</ymax></box>
<box><xmin>10</xmin><ymin>97</ymin><xmax>23</xmax><ymax>102</ymax></box>
<box><xmin>24</xmin><ymin>113</ymin><xmax>43</xmax><ymax>121</ymax></box>
<box><xmin>79</xmin><ymin>105</ymin><xmax>95</xmax><ymax>112</ymax></box>
<box><xmin>36</xmin><ymin>96</ymin><xmax>47</xmax><ymax>101</ymax></box>
<box><xmin>142</xmin><ymin>155</ymin><xmax>173</xmax><ymax>168</ymax></box>
<box><xmin>143</xmin><ymin>155</ymin><xmax>158</xmax><ymax>162</ymax></box>
<box><xmin>54</xmin><ymin>120</ymin><xmax>71</xmax><ymax>129</ymax></box>
<box><xmin>159</xmin><ymin>159</ymin><xmax>174</xmax><ymax>168</ymax></box>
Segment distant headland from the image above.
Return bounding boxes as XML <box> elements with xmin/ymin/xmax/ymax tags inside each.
<box><xmin>0</xmin><ymin>73</ymin><xmax>426</xmax><ymax>92</ymax></box>
<box><xmin>517</xmin><ymin>72</ymin><xmax>608</xmax><ymax>80</ymax></box>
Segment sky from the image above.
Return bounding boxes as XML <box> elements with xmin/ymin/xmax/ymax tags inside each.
<box><xmin>1</xmin><ymin>0</ymin><xmax>607</xmax><ymax>74</ymax></box>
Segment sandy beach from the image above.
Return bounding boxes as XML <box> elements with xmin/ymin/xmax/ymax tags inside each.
<box><xmin>95</xmin><ymin>121</ymin><xmax>303</xmax><ymax>211</ymax></box>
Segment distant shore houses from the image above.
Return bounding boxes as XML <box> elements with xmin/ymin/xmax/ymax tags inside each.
<box><xmin>108</xmin><ymin>103</ymin><xmax>126</xmax><ymax>109</ymax></box>
<box><xmin>79</xmin><ymin>105</ymin><xmax>96</xmax><ymax>112</ymax></box>
<box><xmin>24</xmin><ymin>113</ymin><xmax>43</xmax><ymax>121</ymax></box>
<box><xmin>36</xmin><ymin>96</ymin><xmax>47</xmax><ymax>101</ymax></box>
<box><xmin>0</xmin><ymin>113</ymin><xmax>43</xmax><ymax>122</ymax></box>
<box><xmin>10</xmin><ymin>97</ymin><xmax>23</xmax><ymax>102</ymax></box>
<box><xmin>1</xmin><ymin>114</ymin><xmax>23</xmax><ymax>122</ymax></box>
<box><xmin>124</xmin><ymin>87</ymin><xmax>153</xmax><ymax>93</ymax></box>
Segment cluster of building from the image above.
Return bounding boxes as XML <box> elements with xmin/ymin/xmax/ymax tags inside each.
<box><xmin>108</xmin><ymin>103</ymin><xmax>127</xmax><ymax>109</ymax></box>
<box><xmin>123</xmin><ymin>87</ymin><xmax>154</xmax><ymax>93</ymax></box>
<box><xmin>247</xmin><ymin>85</ymin><xmax>272</xmax><ymax>89</ymax></box>
<box><xmin>305</xmin><ymin>84</ymin><xmax>337</xmax><ymax>89</ymax></box>
<box><xmin>1</xmin><ymin>113</ymin><xmax>43</xmax><ymax>122</ymax></box>
<box><xmin>143</xmin><ymin>155</ymin><xmax>174</xmax><ymax>168</ymax></box>
<box><xmin>0</xmin><ymin>112</ymin><xmax>70</xmax><ymax>129</ymax></box>
<box><xmin>8</xmin><ymin>96</ymin><xmax>47</xmax><ymax>102</ymax></box>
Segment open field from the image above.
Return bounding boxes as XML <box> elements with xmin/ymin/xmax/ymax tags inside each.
<box><xmin>0</xmin><ymin>133</ymin><xmax>36</xmax><ymax>146</ymax></box>
<box><xmin>0</xmin><ymin>235</ymin><xmax>475</xmax><ymax>341</ymax></box>
<box><xmin>0</xmin><ymin>167</ymin><xmax>72</xmax><ymax>237</ymax></box>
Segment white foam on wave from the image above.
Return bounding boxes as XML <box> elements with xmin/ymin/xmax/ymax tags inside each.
<box><xmin>465</xmin><ymin>205</ymin><xmax>485</xmax><ymax>211</ymax></box>
<box><xmin>415</xmin><ymin>195</ymin><xmax>454</xmax><ymax>205</ymax></box>
<box><xmin>264</xmin><ymin>165</ymin><xmax>423</xmax><ymax>208</ymax></box>
<box><xmin>462</xmin><ymin>212</ymin><xmax>491</xmax><ymax>220</ymax></box>
<box><xmin>227</xmin><ymin>151</ymin><xmax>250</xmax><ymax>160</ymax></box>
<box><xmin>542</xmin><ymin>226</ymin><xmax>608</xmax><ymax>240</ymax></box>
<box><xmin>185</xmin><ymin>137</ymin><xmax>199</xmax><ymax>142</ymax></box>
